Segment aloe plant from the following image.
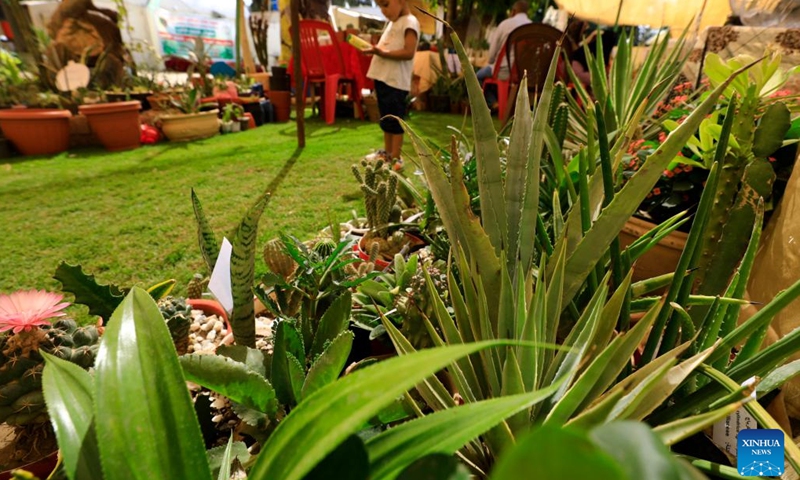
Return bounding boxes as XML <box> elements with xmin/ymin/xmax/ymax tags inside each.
<box><xmin>387</xmin><ymin>28</ymin><xmax>800</xmax><ymax>477</ymax></box>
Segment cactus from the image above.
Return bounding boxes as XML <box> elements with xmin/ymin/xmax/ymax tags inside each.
<box><xmin>352</xmin><ymin>158</ymin><xmax>402</xmax><ymax>237</ymax></box>
<box><xmin>263</xmin><ymin>238</ymin><xmax>298</xmax><ymax>281</ymax></box>
<box><xmin>187</xmin><ymin>273</ymin><xmax>208</xmax><ymax>299</ymax></box>
<box><xmin>157</xmin><ymin>296</ymin><xmax>193</xmax><ymax>355</ymax></box>
<box><xmin>0</xmin><ymin>318</ymin><xmax>100</xmax><ymax>426</ymax></box>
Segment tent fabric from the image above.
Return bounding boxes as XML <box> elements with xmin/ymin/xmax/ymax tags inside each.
<box><xmin>554</xmin><ymin>0</ymin><xmax>733</xmax><ymax>34</ymax></box>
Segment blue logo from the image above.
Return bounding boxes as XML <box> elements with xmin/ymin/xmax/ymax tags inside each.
<box><xmin>738</xmin><ymin>429</ymin><xmax>784</xmax><ymax>477</ymax></box>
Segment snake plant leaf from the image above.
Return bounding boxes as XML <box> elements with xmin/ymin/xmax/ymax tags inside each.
<box><xmin>304</xmin><ymin>435</ymin><xmax>369</xmax><ymax>480</ymax></box>
<box><xmin>145</xmin><ymin>279</ymin><xmax>176</xmax><ymax>301</ymax></box>
<box><xmin>191</xmin><ymin>188</ymin><xmax>220</xmax><ymax>273</ymax></box>
<box><xmin>41</xmin><ymin>352</ymin><xmax>104</xmax><ymax>480</ymax></box>
<box><xmin>310</xmin><ymin>291</ymin><xmax>352</xmax><ymax>357</ymax></box>
<box><xmin>302</xmin><ymin>331</ymin><xmax>353</xmax><ymax>400</ymax></box>
<box><xmin>249</xmin><ymin>341</ymin><xmax>516</xmax><ymax>480</ymax></box>
<box><xmin>179</xmin><ymin>354</ymin><xmax>277</xmax><ymax>415</ymax></box>
<box><xmin>489</xmin><ymin>424</ymin><xmax>625</xmax><ymax>480</ymax></box>
<box><xmin>229</xmin><ymin>191</ymin><xmax>271</xmax><ymax>348</ymax></box>
<box><xmin>396</xmin><ymin>454</ymin><xmax>470</xmax><ymax>480</ymax></box>
<box><xmin>366</xmin><ymin>381</ymin><xmax>564</xmax><ymax>479</ymax></box>
<box><xmin>94</xmin><ymin>287</ymin><xmax>212</xmax><ymax>480</ymax></box>
<box><xmin>53</xmin><ymin>261</ymin><xmax>125</xmax><ymax>323</ymax></box>
<box><xmin>451</xmin><ymin>33</ymin><xmax>506</xmax><ymax>255</ymax></box>
<box><xmin>560</xmin><ymin>58</ymin><xmax>757</xmax><ymax>307</ymax></box>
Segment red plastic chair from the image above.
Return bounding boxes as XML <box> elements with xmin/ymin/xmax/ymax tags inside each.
<box><xmin>298</xmin><ymin>19</ymin><xmax>364</xmax><ymax>124</ymax></box>
<box><xmin>481</xmin><ymin>46</ymin><xmax>511</xmax><ymax>121</ymax></box>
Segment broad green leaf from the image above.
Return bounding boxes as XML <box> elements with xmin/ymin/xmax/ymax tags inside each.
<box><xmin>94</xmin><ymin>287</ymin><xmax>212</xmax><ymax>480</ymax></box>
<box><xmin>489</xmin><ymin>424</ymin><xmax>625</xmax><ymax>479</ymax></box>
<box><xmin>191</xmin><ymin>188</ymin><xmax>220</xmax><ymax>273</ymax></box>
<box><xmin>304</xmin><ymin>435</ymin><xmax>369</xmax><ymax>480</ymax></box>
<box><xmin>41</xmin><ymin>353</ymin><xmax>104</xmax><ymax>480</ymax></box>
<box><xmin>310</xmin><ymin>292</ymin><xmax>352</xmax><ymax>357</ymax></box>
<box><xmin>179</xmin><ymin>354</ymin><xmax>277</xmax><ymax>415</ymax></box>
<box><xmin>302</xmin><ymin>331</ymin><xmax>353</xmax><ymax>400</ymax></box>
<box><xmin>591</xmin><ymin>421</ymin><xmax>684</xmax><ymax>480</ymax></box>
<box><xmin>273</xmin><ymin>321</ymin><xmax>305</xmax><ymax>405</ymax></box>
<box><xmin>396</xmin><ymin>454</ymin><xmax>470</xmax><ymax>480</ymax></box>
<box><xmin>366</xmin><ymin>380</ymin><xmax>564</xmax><ymax>479</ymax></box>
<box><xmin>215</xmin><ymin>344</ymin><xmax>269</xmax><ymax>377</ymax></box>
<box><xmin>249</xmin><ymin>341</ymin><xmax>516</xmax><ymax>480</ymax></box>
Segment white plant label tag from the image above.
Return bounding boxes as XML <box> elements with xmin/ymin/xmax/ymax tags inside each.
<box><xmin>208</xmin><ymin>237</ymin><xmax>233</xmax><ymax>314</ymax></box>
<box><xmin>712</xmin><ymin>406</ymin><xmax>757</xmax><ymax>456</ymax></box>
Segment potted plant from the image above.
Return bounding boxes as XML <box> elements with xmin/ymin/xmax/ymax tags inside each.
<box><xmin>0</xmin><ymin>86</ymin><xmax>72</xmax><ymax>156</ymax></box>
<box><xmin>159</xmin><ymin>88</ymin><xmax>220</xmax><ymax>142</ymax></box>
<box><xmin>220</xmin><ymin>102</ymin><xmax>244</xmax><ymax>134</ymax></box>
<box><xmin>351</xmin><ymin>157</ymin><xmax>423</xmax><ymax>269</ymax></box>
<box><xmin>78</xmin><ymin>92</ymin><xmax>142</xmax><ymax>151</ymax></box>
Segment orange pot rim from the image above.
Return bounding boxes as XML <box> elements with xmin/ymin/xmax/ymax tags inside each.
<box><xmin>0</xmin><ymin>109</ymin><xmax>71</xmax><ymax>120</ymax></box>
<box><xmin>79</xmin><ymin>101</ymin><xmax>141</xmax><ymax>114</ymax></box>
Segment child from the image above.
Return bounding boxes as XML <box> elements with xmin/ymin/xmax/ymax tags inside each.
<box><xmin>366</xmin><ymin>0</ymin><xmax>420</xmax><ymax>168</ymax></box>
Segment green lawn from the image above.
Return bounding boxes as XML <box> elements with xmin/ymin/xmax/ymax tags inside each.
<box><xmin>0</xmin><ymin>112</ymin><xmax>473</xmax><ymax>295</ymax></box>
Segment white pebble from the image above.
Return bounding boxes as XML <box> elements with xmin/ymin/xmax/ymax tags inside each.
<box><xmin>210</xmin><ymin>397</ymin><xmax>227</xmax><ymax>409</ymax></box>
<box><xmin>212</xmin><ymin>414</ymin><xmax>225</xmax><ymax>423</ymax></box>
<box><xmin>221</xmin><ymin>329</ymin><xmax>228</xmax><ymax>335</ymax></box>
<box><xmin>190</xmin><ymin>323</ymin><xmax>200</xmax><ymax>332</ymax></box>
<box><xmin>213</xmin><ymin>320</ymin><xmax>223</xmax><ymax>332</ymax></box>
<box><xmin>207</xmin><ymin>330</ymin><xmax>217</xmax><ymax>341</ymax></box>
<box><xmin>201</xmin><ymin>322</ymin><xmax>213</xmax><ymax>332</ymax></box>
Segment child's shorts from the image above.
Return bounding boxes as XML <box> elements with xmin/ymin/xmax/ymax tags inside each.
<box><xmin>375</xmin><ymin>80</ymin><xmax>408</xmax><ymax>134</ymax></box>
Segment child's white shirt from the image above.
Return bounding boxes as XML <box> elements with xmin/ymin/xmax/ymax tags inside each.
<box><xmin>367</xmin><ymin>14</ymin><xmax>420</xmax><ymax>91</ymax></box>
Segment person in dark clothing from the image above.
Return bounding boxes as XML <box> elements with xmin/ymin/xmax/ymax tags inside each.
<box><xmin>566</xmin><ymin>20</ymin><xmax>618</xmax><ymax>89</ymax></box>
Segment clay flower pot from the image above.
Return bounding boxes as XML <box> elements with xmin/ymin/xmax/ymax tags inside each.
<box><xmin>159</xmin><ymin>110</ymin><xmax>220</xmax><ymax>142</ymax></box>
<box><xmin>618</xmin><ymin>215</ymin><xmax>688</xmax><ymax>282</ymax></box>
<box><xmin>0</xmin><ymin>109</ymin><xmax>71</xmax><ymax>156</ymax></box>
<box><xmin>79</xmin><ymin>100</ymin><xmax>142</xmax><ymax>151</ymax></box>
<box><xmin>354</xmin><ymin>232</ymin><xmax>425</xmax><ymax>270</ymax></box>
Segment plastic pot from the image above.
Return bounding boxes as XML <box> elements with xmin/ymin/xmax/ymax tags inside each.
<box><xmin>160</xmin><ymin>110</ymin><xmax>220</xmax><ymax>142</ymax></box>
<box><xmin>0</xmin><ymin>109</ymin><xmax>71</xmax><ymax>156</ymax></box>
<box><xmin>79</xmin><ymin>101</ymin><xmax>142</xmax><ymax>151</ymax></box>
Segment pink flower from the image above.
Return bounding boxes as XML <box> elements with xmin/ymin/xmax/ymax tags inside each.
<box><xmin>0</xmin><ymin>290</ymin><xmax>70</xmax><ymax>333</ymax></box>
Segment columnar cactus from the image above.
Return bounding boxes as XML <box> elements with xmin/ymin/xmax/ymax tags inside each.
<box><xmin>352</xmin><ymin>158</ymin><xmax>401</xmax><ymax>237</ymax></box>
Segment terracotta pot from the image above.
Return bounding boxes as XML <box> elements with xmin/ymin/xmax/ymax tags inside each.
<box><xmin>79</xmin><ymin>101</ymin><xmax>142</xmax><ymax>151</ymax></box>
<box><xmin>269</xmin><ymin>90</ymin><xmax>291</xmax><ymax>122</ymax></box>
<box><xmin>159</xmin><ymin>110</ymin><xmax>220</xmax><ymax>142</ymax></box>
<box><xmin>0</xmin><ymin>450</ymin><xmax>58</xmax><ymax>480</ymax></box>
<box><xmin>354</xmin><ymin>232</ymin><xmax>426</xmax><ymax>270</ymax></box>
<box><xmin>0</xmin><ymin>109</ymin><xmax>71</xmax><ymax>156</ymax></box>
<box><xmin>186</xmin><ymin>298</ymin><xmax>229</xmax><ymax>330</ymax></box>
<box><xmin>618</xmin><ymin>215</ymin><xmax>688</xmax><ymax>282</ymax></box>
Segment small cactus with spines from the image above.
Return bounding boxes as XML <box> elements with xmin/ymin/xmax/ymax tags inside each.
<box><xmin>157</xmin><ymin>296</ymin><xmax>193</xmax><ymax>355</ymax></box>
<box><xmin>0</xmin><ymin>290</ymin><xmax>101</xmax><ymax>427</ymax></box>
<box><xmin>187</xmin><ymin>273</ymin><xmax>208</xmax><ymax>299</ymax></box>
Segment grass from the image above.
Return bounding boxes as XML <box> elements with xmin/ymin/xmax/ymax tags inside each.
<box><xmin>0</xmin><ymin>111</ymin><xmax>474</xmax><ymax>298</ymax></box>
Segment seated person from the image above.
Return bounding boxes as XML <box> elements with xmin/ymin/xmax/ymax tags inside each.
<box><xmin>475</xmin><ymin>1</ymin><xmax>532</xmax><ymax>108</ymax></box>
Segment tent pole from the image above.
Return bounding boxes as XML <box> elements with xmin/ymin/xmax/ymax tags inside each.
<box><xmin>291</xmin><ymin>0</ymin><xmax>305</xmax><ymax>148</ymax></box>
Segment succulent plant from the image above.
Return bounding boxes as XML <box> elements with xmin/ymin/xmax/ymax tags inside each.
<box><xmin>352</xmin><ymin>158</ymin><xmax>402</xmax><ymax>239</ymax></box>
<box><xmin>187</xmin><ymin>273</ymin><xmax>209</xmax><ymax>299</ymax></box>
<box><xmin>263</xmin><ymin>238</ymin><xmax>298</xmax><ymax>281</ymax></box>
<box><xmin>157</xmin><ymin>296</ymin><xmax>193</xmax><ymax>355</ymax></box>
<box><xmin>0</xmin><ymin>317</ymin><xmax>100</xmax><ymax>426</ymax></box>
